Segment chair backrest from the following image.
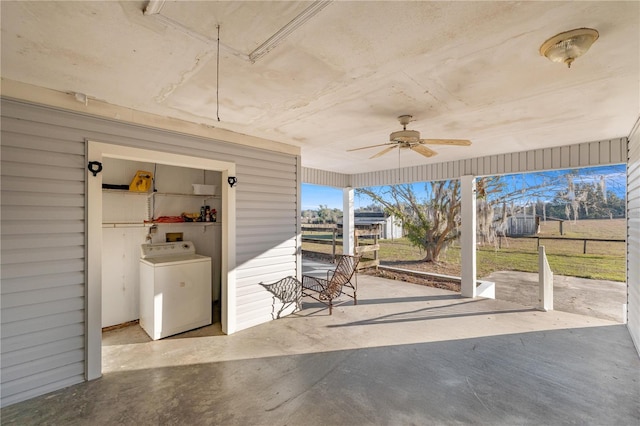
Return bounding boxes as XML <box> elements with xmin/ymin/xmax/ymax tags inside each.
<box><xmin>325</xmin><ymin>255</ymin><xmax>360</xmax><ymax>297</ymax></box>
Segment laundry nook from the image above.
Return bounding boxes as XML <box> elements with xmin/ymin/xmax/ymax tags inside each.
<box><xmin>100</xmin><ymin>158</ymin><xmax>222</xmax><ymax>337</ymax></box>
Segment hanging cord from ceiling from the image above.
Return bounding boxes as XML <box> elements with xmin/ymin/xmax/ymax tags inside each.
<box><xmin>216</xmin><ymin>24</ymin><xmax>221</xmax><ymax>122</ymax></box>
<box><xmin>397</xmin><ymin>144</ymin><xmax>401</xmax><ymax>184</ymax></box>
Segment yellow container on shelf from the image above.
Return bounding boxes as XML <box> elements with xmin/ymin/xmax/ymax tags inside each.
<box><xmin>129</xmin><ymin>171</ymin><xmax>153</xmax><ymax>192</ymax></box>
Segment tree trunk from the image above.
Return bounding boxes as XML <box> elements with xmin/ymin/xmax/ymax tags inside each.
<box><xmin>423</xmin><ymin>248</ymin><xmax>439</xmax><ymax>263</ymax></box>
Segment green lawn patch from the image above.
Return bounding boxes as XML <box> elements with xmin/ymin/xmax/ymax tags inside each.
<box><xmin>301</xmin><ymin>219</ymin><xmax>626</xmax><ymax>282</ymax></box>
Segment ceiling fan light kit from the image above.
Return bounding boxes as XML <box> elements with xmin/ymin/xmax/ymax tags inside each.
<box><xmin>390</xmin><ymin>129</ymin><xmax>421</xmax><ymax>143</ymax></box>
<box><xmin>539</xmin><ymin>28</ymin><xmax>599</xmax><ymax>68</ymax></box>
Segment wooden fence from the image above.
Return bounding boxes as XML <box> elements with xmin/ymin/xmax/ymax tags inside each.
<box><xmin>301</xmin><ymin>224</ymin><xmax>380</xmax><ymax>269</ymax></box>
<box><xmin>354</xmin><ymin>225</ymin><xmax>380</xmax><ymax>270</ymax></box>
<box><xmin>301</xmin><ymin>225</ymin><xmax>339</xmax><ymax>258</ymax></box>
<box><xmin>525</xmin><ymin>236</ymin><xmax>625</xmax><ymax>254</ymax></box>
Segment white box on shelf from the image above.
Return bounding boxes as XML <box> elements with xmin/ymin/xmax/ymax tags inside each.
<box><xmin>192</xmin><ymin>184</ymin><xmax>216</xmax><ymax>195</ymax></box>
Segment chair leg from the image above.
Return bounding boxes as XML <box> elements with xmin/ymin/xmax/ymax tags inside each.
<box><xmin>354</xmin><ymin>291</ymin><xmax>357</xmax><ymax>306</ymax></box>
<box><xmin>329</xmin><ymin>299</ymin><xmax>333</xmax><ymax>315</ymax></box>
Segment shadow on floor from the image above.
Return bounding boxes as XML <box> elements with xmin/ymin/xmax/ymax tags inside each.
<box><xmin>3</xmin><ymin>326</ymin><xmax>638</xmax><ymax>425</ymax></box>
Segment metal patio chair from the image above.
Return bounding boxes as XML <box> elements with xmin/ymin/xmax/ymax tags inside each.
<box><xmin>302</xmin><ymin>254</ymin><xmax>360</xmax><ymax>315</ymax></box>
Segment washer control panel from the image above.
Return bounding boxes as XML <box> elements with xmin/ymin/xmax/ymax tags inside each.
<box><xmin>140</xmin><ymin>241</ymin><xmax>196</xmax><ymax>259</ymax></box>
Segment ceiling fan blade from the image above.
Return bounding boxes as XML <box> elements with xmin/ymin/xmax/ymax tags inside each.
<box><xmin>421</xmin><ymin>138</ymin><xmax>472</xmax><ymax>146</ymax></box>
<box><xmin>370</xmin><ymin>145</ymin><xmax>398</xmax><ymax>159</ymax></box>
<box><xmin>347</xmin><ymin>143</ymin><xmax>393</xmax><ymax>152</ymax></box>
<box><xmin>411</xmin><ymin>144</ymin><xmax>438</xmax><ymax>158</ymax></box>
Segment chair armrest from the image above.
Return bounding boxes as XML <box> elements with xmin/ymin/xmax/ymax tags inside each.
<box><xmin>302</xmin><ymin>275</ymin><xmax>329</xmax><ymax>290</ymax></box>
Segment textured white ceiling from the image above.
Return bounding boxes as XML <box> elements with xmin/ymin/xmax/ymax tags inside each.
<box><xmin>1</xmin><ymin>1</ymin><xmax>638</xmax><ymax>174</ymax></box>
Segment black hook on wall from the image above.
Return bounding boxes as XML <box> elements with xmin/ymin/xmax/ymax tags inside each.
<box><xmin>227</xmin><ymin>176</ymin><xmax>237</xmax><ymax>188</ymax></box>
<box><xmin>88</xmin><ymin>161</ymin><xmax>103</xmax><ymax>176</ymax></box>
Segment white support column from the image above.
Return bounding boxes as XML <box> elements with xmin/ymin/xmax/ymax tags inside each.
<box><xmin>460</xmin><ymin>175</ymin><xmax>477</xmax><ymax>298</ymax></box>
<box><xmin>538</xmin><ymin>245</ymin><xmax>554</xmax><ymax>311</ymax></box>
<box><xmin>343</xmin><ymin>187</ymin><xmax>355</xmax><ymax>256</ymax></box>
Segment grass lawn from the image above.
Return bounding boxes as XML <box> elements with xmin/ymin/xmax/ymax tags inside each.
<box><xmin>302</xmin><ymin>219</ymin><xmax>627</xmax><ymax>282</ymax></box>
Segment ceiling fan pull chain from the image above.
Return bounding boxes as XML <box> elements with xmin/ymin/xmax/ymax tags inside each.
<box><xmin>398</xmin><ymin>144</ymin><xmax>401</xmax><ymax>183</ymax></box>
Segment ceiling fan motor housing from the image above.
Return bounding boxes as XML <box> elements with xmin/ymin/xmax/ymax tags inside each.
<box><xmin>390</xmin><ymin>129</ymin><xmax>421</xmax><ymax>143</ymax></box>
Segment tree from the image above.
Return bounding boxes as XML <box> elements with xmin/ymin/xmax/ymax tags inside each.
<box><xmin>301</xmin><ymin>209</ymin><xmax>316</xmax><ymax>223</ymax></box>
<box><xmin>315</xmin><ymin>204</ymin><xmax>341</xmax><ymax>224</ymax></box>
<box><xmin>545</xmin><ymin>175</ymin><xmax>626</xmax><ymax>220</ymax></box>
<box><xmin>356</xmin><ymin>181</ymin><xmax>460</xmax><ymax>262</ymax></box>
<box><xmin>355</xmin><ymin>204</ymin><xmax>383</xmax><ymax>213</ymax></box>
<box><xmin>354</xmin><ymin>168</ymin><xmax>625</xmax><ymax>262</ymax></box>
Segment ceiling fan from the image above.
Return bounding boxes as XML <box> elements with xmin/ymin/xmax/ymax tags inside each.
<box><xmin>348</xmin><ymin>115</ymin><xmax>471</xmax><ymax>159</ymax></box>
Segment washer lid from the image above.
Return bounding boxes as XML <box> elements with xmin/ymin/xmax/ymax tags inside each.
<box><xmin>140</xmin><ymin>241</ymin><xmax>197</xmax><ymax>259</ymax></box>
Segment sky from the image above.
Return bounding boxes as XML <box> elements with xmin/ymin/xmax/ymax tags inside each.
<box><xmin>301</xmin><ymin>164</ymin><xmax>626</xmax><ymax>211</ymax></box>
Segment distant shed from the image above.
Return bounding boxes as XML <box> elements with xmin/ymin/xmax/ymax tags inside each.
<box><xmin>339</xmin><ymin>212</ymin><xmax>403</xmax><ymax>239</ymax></box>
<box><xmin>497</xmin><ymin>213</ymin><xmax>538</xmax><ymax>237</ymax></box>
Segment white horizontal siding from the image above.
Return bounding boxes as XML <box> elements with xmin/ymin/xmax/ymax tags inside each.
<box><xmin>239</xmin><ymin>244</ymin><xmax>298</xmax><ymax>264</ymax></box>
<box><xmin>2</xmin><ymin>205</ymin><xmax>84</xmax><ymax>221</ymax></box>
<box><xmin>237</xmin><ymin>208</ymin><xmax>297</xmax><ymax>219</ymax></box>
<box><xmin>236</xmin><ymin>164</ymin><xmax>296</xmax><ymax>180</ymax></box>
<box><xmin>346</xmin><ymin>138</ymin><xmax>628</xmax><ymax>187</ymax></box>
<box><xmin>2</xmin><ymin>285</ymin><xmax>84</xmax><ymax>310</ymax></box>
<box><xmin>1</xmin><ymin>191</ymin><xmax>84</xmax><ymax>208</ymax></box>
<box><xmin>236</xmin><ymin>264</ymin><xmax>297</xmax><ymax>282</ymax></box>
<box><xmin>237</xmin><ymin>224</ymin><xmax>295</xmax><ymax>238</ymax></box>
<box><xmin>1</xmin><ymin>323</ymin><xmax>85</xmax><ymax>354</ymax></box>
<box><xmin>237</xmin><ymin>191</ymin><xmax>296</xmax><ymax>203</ymax></box>
<box><xmin>236</xmin><ymin>257</ymin><xmax>297</xmax><ymax>279</ymax></box>
<box><xmin>1</xmin><ymin>259</ymin><xmax>85</xmax><ymax>281</ymax></box>
<box><xmin>1</xmin><ymin>348</ymin><xmax>84</xmax><ymax>383</ymax></box>
<box><xmin>0</xmin><ymin>363</ymin><xmax>84</xmax><ymax>408</ymax></box>
<box><xmin>1</xmin><ymin>246</ymin><xmax>85</xmax><ymax>265</ymax></box>
<box><xmin>1</xmin><ymin>272</ymin><xmax>85</xmax><ymax>294</ymax></box>
<box><xmin>1</xmin><ymin>98</ymin><xmax>301</xmax><ymax>406</ymax></box>
<box><xmin>1</xmin><ymin>109</ymin><xmax>86</xmax><ymax>407</ymax></box>
<box><xmin>234</xmin><ymin>154</ymin><xmax>298</xmax><ymax>328</ymax></box>
<box><xmin>237</xmin><ymin>234</ymin><xmax>296</xmax><ymax>249</ymax></box>
<box><xmin>236</xmin><ymin>237</ymin><xmax>297</xmax><ymax>258</ymax></box>
<box><xmin>1</xmin><ymin>146</ymin><xmax>85</xmax><ymax>169</ymax></box>
<box><xmin>627</xmin><ymin>118</ymin><xmax>640</xmax><ymax>355</ymax></box>
<box><xmin>2</xmin><ymin>297</ymin><xmax>84</xmax><ymax>323</ymax></box>
<box><xmin>2</xmin><ymin>311</ymin><xmax>85</xmax><ymax>338</ymax></box>
<box><xmin>1</xmin><ymin>162</ymin><xmax>85</xmax><ymax>181</ymax></box>
<box><xmin>1</xmin><ymin>336</ymin><xmax>84</xmax><ymax>369</ymax></box>
<box><xmin>301</xmin><ymin>167</ymin><xmax>350</xmax><ymax>188</ymax></box>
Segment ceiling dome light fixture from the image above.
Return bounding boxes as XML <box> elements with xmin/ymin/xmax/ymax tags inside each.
<box><xmin>540</xmin><ymin>28</ymin><xmax>599</xmax><ymax>68</ymax></box>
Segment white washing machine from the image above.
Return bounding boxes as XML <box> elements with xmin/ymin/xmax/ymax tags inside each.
<box><xmin>139</xmin><ymin>241</ymin><xmax>212</xmax><ymax>340</ymax></box>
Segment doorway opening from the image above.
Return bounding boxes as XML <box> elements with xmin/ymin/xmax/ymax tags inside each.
<box><xmin>86</xmin><ymin>141</ymin><xmax>236</xmax><ymax>380</ymax></box>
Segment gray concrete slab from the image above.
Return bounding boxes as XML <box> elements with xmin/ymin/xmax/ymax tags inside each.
<box><xmin>302</xmin><ymin>259</ymin><xmax>336</xmax><ymax>279</ymax></box>
<box><xmin>2</xmin><ymin>273</ymin><xmax>639</xmax><ymax>425</ymax></box>
<box><xmin>484</xmin><ymin>271</ymin><xmax>627</xmax><ymax>323</ymax></box>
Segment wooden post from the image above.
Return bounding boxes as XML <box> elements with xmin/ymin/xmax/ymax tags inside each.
<box><xmin>374</xmin><ymin>225</ymin><xmax>379</xmax><ymax>270</ymax></box>
<box><xmin>332</xmin><ymin>228</ymin><xmax>337</xmax><ymax>259</ymax></box>
<box><xmin>354</xmin><ymin>228</ymin><xmax>359</xmax><ymax>254</ymax></box>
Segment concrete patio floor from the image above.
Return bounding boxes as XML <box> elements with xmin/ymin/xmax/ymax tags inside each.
<box><xmin>2</xmin><ymin>265</ymin><xmax>639</xmax><ymax>425</ymax></box>
<box><xmin>485</xmin><ymin>270</ymin><xmax>627</xmax><ymax>323</ymax></box>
